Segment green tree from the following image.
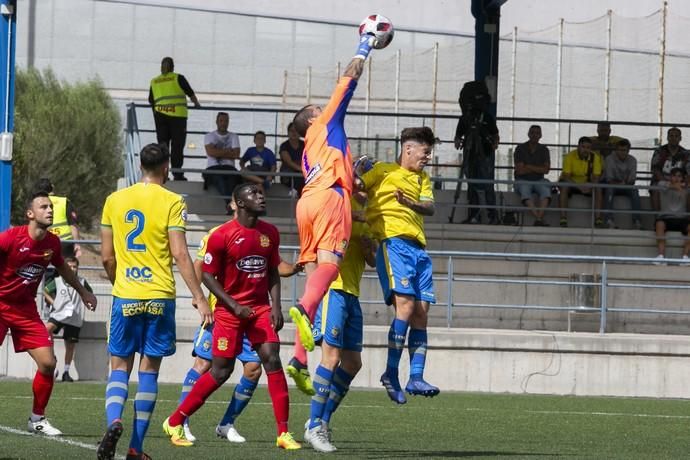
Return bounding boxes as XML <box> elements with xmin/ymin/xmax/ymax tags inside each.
<box><xmin>11</xmin><ymin>68</ymin><xmax>122</xmax><ymax>229</ymax></box>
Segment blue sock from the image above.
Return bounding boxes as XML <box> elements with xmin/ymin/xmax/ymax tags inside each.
<box><xmin>408</xmin><ymin>328</ymin><xmax>428</xmax><ymax>380</ymax></box>
<box><xmin>322</xmin><ymin>367</ymin><xmax>354</xmax><ymax>424</ymax></box>
<box><xmin>219</xmin><ymin>376</ymin><xmax>258</xmax><ymax>426</ymax></box>
<box><xmin>105</xmin><ymin>369</ymin><xmax>129</xmax><ymax>426</ymax></box>
<box><xmin>386</xmin><ymin>319</ymin><xmax>409</xmax><ymax>380</ymax></box>
<box><xmin>179</xmin><ymin>368</ymin><xmax>201</xmax><ymax>424</ymax></box>
<box><xmin>309</xmin><ymin>365</ymin><xmax>333</xmax><ymax>429</ymax></box>
<box><xmin>129</xmin><ymin>371</ymin><xmax>158</xmax><ymax>454</ymax></box>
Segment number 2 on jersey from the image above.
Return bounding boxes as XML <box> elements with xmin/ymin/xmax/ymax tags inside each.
<box><xmin>125</xmin><ymin>209</ymin><xmax>146</xmax><ymax>252</ymax></box>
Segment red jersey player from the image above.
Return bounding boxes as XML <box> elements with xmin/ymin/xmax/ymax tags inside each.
<box><xmin>163</xmin><ymin>183</ymin><xmax>300</xmax><ymax>450</ymax></box>
<box><xmin>0</xmin><ymin>191</ymin><xmax>97</xmax><ymax>435</ymax></box>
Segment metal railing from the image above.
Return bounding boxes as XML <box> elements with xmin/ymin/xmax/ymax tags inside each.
<box><xmin>58</xmin><ymin>241</ymin><xmax>690</xmax><ymax>336</ymax></box>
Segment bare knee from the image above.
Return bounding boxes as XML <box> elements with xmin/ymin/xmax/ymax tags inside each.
<box><xmin>193</xmin><ymin>357</ymin><xmax>212</xmax><ymax>375</ymax></box>
<box><xmin>243</xmin><ymin>362</ymin><xmax>262</xmax><ymax>381</ymax></box>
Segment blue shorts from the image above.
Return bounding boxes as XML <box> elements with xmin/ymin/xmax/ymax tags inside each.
<box><xmin>108</xmin><ymin>297</ymin><xmax>176</xmax><ymax>358</ymax></box>
<box><xmin>192</xmin><ymin>325</ymin><xmax>260</xmax><ymax>364</ymax></box>
<box><xmin>376</xmin><ymin>237</ymin><xmax>436</xmax><ymax>306</ymax></box>
<box><xmin>313</xmin><ymin>289</ymin><xmax>363</xmax><ymax>352</ymax></box>
<box><xmin>514</xmin><ymin>180</ymin><xmax>552</xmax><ymax>201</ymax></box>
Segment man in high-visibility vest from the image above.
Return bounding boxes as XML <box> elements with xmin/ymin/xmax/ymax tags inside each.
<box><xmin>148</xmin><ymin>56</ymin><xmax>201</xmax><ymax>181</ymax></box>
<box><xmin>34</xmin><ymin>178</ymin><xmax>81</xmax><ymax>259</ymax></box>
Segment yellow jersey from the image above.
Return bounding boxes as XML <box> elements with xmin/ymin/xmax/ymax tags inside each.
<box><xmin>330</xmin><ymin>198</ymin><xmax>371</xmax><ymax>296</ymax></box>
<box><xmin>362</xmin><ymin>162</ymin><xmax>433</xmax><ymax>247</ymax></box>
<box><xmin>101</xmin><ymin>182</ymin><xmax>187</xmax><ymax>299</ymax></box>
<box><xmin>196</xmin><ymin>225</ymin><xmax>221</xmax><ymax>311</ymax></box>
<box><xmin>562</xmin><ymin>149</ymin><xmax>603</xmax><ymax>184</ymax></box>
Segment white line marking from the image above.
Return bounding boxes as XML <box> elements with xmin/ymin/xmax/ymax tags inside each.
<box><xmin>0</xmin><ymin>424</ymin><xmax>126</xmax><ymax>460</ymax></box>
<box><xmin>526</xmin><ymin>409</ymin><xmax>690</xmax><ymax>419</ymax></box>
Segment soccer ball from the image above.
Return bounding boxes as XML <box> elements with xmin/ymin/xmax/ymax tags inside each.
<box><xmin>358</xmin><ymin>14</ymin><xmax>394</xmax><ymax>49</ymax></box>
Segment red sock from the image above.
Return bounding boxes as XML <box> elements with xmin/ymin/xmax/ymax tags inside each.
<box><xmin>32</xmin><ymin>370</ymin><xmax>54</xmax><ymax>416</ymax></box>
<box><xmin>300</xmin><ymin>263</ymin><xmax>339</xmax><ymax>319</ymax></box>
<box><xmin>292</xmin><ymin>340</ymin><xmax>308</xmax><ymax>366</ymax></box>
<box><xmin>169</xmin><ymin>372</ymin><xmax>220</xmax><ymax>426</ymax></box>
<box><xmin>266</xmin><ymin>370</ymin><xmax>289</xmax><ymax>435</ymax></box>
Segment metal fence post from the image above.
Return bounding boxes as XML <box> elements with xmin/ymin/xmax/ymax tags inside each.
<box><xmin>447</xmin><ymin>256</ymin><xmax>454</xmax><ymax>328</ymax></box>
<box><xmin>599</xmin><ymin>261</ymin><xmax>608</xmax><ymax>334</ymax></box>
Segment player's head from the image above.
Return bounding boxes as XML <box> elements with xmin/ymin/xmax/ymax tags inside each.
<box><xmin>233</xmin><ymin>183</ymin><xmax>266</xmax><ymax>218</ymax></box>
<box><xmin>34</xmin><ymin>177</ymin><xmax>54</xmax><ymax>195</ymax></box>
<box><xmin>139</xmin><ymin>143</ymin><xmax>170</xmax><ymax>180</ymax></box>
<box><xmin>25</xmin><ymin>190</ymin><xmax>53</xmax><ymax>229</ymax></box>
<box><xmin>254</xmin><ymin>130</ymin><xmax>266</xmax><ymax>149</ymax></box>
<box><xmin>216</xmin><ymin>112</ymin><xmax>229</xmax><ymax>132</ymax></box>
<box><xmin>161</xmin><ymin>56</ymin><xmax>174</xmax><ymax>73</ymax></box>
<box><xmin>65</xmin><ymin>256</ymin><xmax>79</xmax><ymax>274</ymax></box>
<box><xmin>292</xmin><ymin>105</ymin><xmax>322</xmax><ymax>137</ymax></box>
<box><xmin>399</xmin><ymin>127</ymin><xmax>435</xmax><ymax>172</ymax></box>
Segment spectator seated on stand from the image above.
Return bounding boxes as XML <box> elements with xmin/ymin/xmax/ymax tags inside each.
<box><xmin>558</xmin><ymin>136</ymin><xmax>604</xmax><ymax>228</ymax></box>
<box><xmin>203</xmin><ymin>111</ymin><xmax>241</xmax><ymax>210</ymax></box>
<box><xmin>589</xmin><ymin>121</ymin><xmax>625</xmax><ymax>160</ymax></box>
<box><xmin>654</xmin><ymin>167</ymin><xmax>690</xmax><ymax>265</ymax></box>
<box><xmin>279</xmin><ymin>122</ymin><xmax>305</xmax><ymax>198</ymax></box>
<box><xmin>241</xmin><ymin>130</ymin><xmax>277</xmax><ymax>192</ymax></box>
<box><xmin>513</xmin><ymin>125</ymin><xmax>552</xmax><ymax>226</ymax></box>
<box><xmin>602</xmin><ymin>138</ymin><xmax>642</xmax><ymax>229</ymax></box>
<box><xmin>650</xmin><ymin>127</ymin><xmax>690</xmax><ymax>212</ymax></box>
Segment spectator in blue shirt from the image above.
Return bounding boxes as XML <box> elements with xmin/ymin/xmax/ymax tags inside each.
<box><xmin>241</xmin><ymin>130</ymin><xmax>277</xmax><ymax>191</ymax></box>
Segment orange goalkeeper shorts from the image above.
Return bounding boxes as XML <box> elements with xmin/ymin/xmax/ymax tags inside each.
<box><xmin>296</xmin><ymin>187</ymin><xmax>352</xmax><ymax>265</ymax></box>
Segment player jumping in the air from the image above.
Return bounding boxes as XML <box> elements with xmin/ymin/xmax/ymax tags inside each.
<box><xmin>97</xmin><ymin>143</ymin><xmax>211</xmax><ymax>460</ymax></box>
<box><xmin>356</xmin><ymin>127</ymin><xmax>440</xmax><ymax>404</ymax></box>
<box><xmin>0</xmin><ymin>191</ymin><xmax>97</xmax><ymax>436</ymax></box>
<box><xmin>286</xmin><ymin>26</ymin><xmax>384</xmax><ymax>392</ymax></box>
<box><xmin>163</xmin><ymin>184</ymin><xmax>300</xmax><ymax>450</ymax></box>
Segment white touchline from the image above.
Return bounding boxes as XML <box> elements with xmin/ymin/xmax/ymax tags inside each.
<box><xmin>526</xmin><ymin>409</ymin><xmax>690</xmax><ymax>419</ymax></box>
<box><xmin>0</xmin><ymin>424</ymin><xmax>126</xmax><ymax>460</ymax></box>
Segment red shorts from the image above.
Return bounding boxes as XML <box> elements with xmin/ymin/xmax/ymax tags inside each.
<box><xmin>296</xmin><ymin>188</ymin><xmax>352</xmax><ymax>265</ymax></box>
<box><xmin>0</xmin><ymin>301</ymin><xmax>53</xmax><ymax>353</ymax></box>
<box><xmin>212</xmin><ymin>305</ymin><xmax>280</xmax><ymax>359</ymax></box>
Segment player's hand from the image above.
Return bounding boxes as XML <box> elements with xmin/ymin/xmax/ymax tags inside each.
<box><xmin>232</xmin><ymin>304</ymin><xmax>253</xmax><ymax>320</ymax></box>
<box><xmin>81</xmin><ymin>291</ymin><xmax>97</xmax><ymax>311</ymax></box>
<box><xmin>394</xmin><ymin>189</ymin><xmax>413</xmax><ymax>207</ymax></box>
<box><xmin>354</xmin><ymin>155</ymin><xmax>374</xmax><ymax>177</ymax></box>
<box><xmin>193</xmin><ymin>296</ymin><xmax>214</xmax><ymax>325</ymax></box>
<box><xmin>454</xmin><ymin>136</ymin><xmax>463</xmax><ymax>150</ymax></box>
<box><xmin>270</xmin><ymin>306</ymin><xmax>284</xmax><ymax>333</ymax></box>
<box><xmin>360</xmin><ymin>235</ymin><xmax>375</xmax><ymax>252</ymax></box>
<box><xmin>293</xmin><ymin>263</ymin><xmax>305</xmax><ymax>274</ymax></box>
<box><xmin>352</xmin><ymin>210</ymin><xmax>367</xmax><ymax>222</ymax></box>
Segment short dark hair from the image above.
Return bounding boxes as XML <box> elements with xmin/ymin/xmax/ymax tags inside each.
<box><xmin>64</xmin><ymin>256</ymin><xmax>79</xmax><ymax>266</ymax></box>
<box><xmin>597</xmin><ymin>121</ymin><xmax>611</xmax><ymax>128</ymax></box>
<box><xmin>26</xmin><ymin>190</ymin><xmax>50</xmax><ymax>211</ymax></box>
<box><xmin>617</xmin><ymin>138</ymin><xmax>631</xmax><ymax>148</ymax></box>
<box><xmin>161</xmin><ymin>56</ymin><xmax>174</xmax><ymax>67</ymax></box>
<box><xmin>293</xmin><ymin>105</ymin><xmax>315</xmax><ymax>137</ymax></box>
<box><xmin>668</xmin><ymin>127</ymin><xmax>681</xmax><ymax>136</ymax></box>
<box><xmin>670</xmin><ymin>167</ymin><xmax>686</xmax><ymax>177</ymax></box>
<box><xmin>140</xmin><ymin>143</ymin><xmax>170</xmax><ymax>171</ymax></box>
<box><xmin>578</xmin><ymin>136</ymin><xmax>593</xmax><ymax>146</ymax></box>
<box><xmin>34</xmin><ymin>177</ymin><xmax>53</xmax><ymax>194</ymax></box>
<box><xmin>254</xmin><ymin>130</ymin><xmax>266</xmax><ymax>138</ymax></box>
<box><xmin>216</xmin><ymin>111</ymin><xmax>229</xmax><ymax>120</ymax></box>
<box><xmin>287</xmin><ymin>122</ymin><xmax>295</xmax><ymax>134</ymax></box>
<box><xmin>400</xmin><ymin>126</ymin><xmax>435</xmax><ymax>147</ymax></box>
<box><xmin>232</xmin><ymin>182</ymin><xmax>254</xmax><ymax>204</ymax></box>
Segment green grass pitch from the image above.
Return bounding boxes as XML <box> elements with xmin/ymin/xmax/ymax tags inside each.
<box><xmin>0</xmin><ymin>379</ymin><xmax>688</xmax><ymax>459</ymax></box>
